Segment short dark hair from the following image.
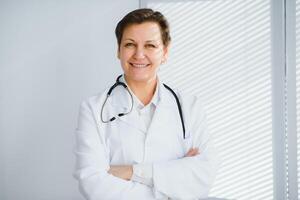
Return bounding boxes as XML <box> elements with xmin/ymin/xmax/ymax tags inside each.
<box><xmin>115</xmin><ymin>8</ymin><xmax>171</xmax><ymax>48</ymax></box>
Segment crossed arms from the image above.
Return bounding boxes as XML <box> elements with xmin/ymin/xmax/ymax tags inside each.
<box><xmin>74</xmin><ymin>100</ymin><xmax>219</xmax><ymax>200</ymax></box>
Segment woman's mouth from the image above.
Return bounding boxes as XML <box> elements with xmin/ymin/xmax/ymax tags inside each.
<box><xmin>130</xmin><ymin>63</ymin><xmax>150</xmax><ymax>68</ymax></box>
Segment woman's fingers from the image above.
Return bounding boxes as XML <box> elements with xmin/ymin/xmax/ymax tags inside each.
<box><xmin>185</xmin><ymin>148</ymin><xmax>200</xmax><ymax>157</ymax></box>
<box><xmin>108</xmin><ymin>165</ymin><xmax>133</xmax><ymax>181</ymax></box>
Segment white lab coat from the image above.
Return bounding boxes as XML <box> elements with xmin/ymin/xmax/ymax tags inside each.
<box><xmin>73</xmin><ymin>79</ymin><xmax>219</xmax><ymax>200</ymax></box>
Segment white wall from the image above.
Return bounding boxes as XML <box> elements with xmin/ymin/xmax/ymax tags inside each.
<box><xmin>0</xmin><ymin>1</ymin><xmax>139</xmax><ymax>199</ymax></box>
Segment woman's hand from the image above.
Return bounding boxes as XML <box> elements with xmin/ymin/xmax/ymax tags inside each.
<box><xmin>185</xmin><ymin>147</ymin><xmax>200</xmax><ymax>157</ymax></box>
<box><xmin>108</xmin><ymin>165</ymin><xmax>133</xmax><ymax>181</ymax></box>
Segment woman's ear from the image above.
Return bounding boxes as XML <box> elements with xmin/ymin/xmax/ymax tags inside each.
<box><xmin>163</xmin><ymin>44</ymin><xmax>170</xmax><ymax>62</ymax></box>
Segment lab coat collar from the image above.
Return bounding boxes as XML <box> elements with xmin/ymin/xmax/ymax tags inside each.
<box><xmin>111</xmin><ymin>74</ymin><xmax>168</xmax><ymax>109</ymax></box>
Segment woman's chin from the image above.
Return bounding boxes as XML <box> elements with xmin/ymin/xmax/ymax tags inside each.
<box><xmin>125</xmin><ymin>74</ymin><xmax>156</xmax><ymax>84</ymax></box>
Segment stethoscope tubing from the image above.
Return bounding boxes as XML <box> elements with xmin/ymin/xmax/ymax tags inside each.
<box><xmin>100</xmin><ymin>75</ymin><xmax>186</xmax><ymax>139</ymax></box>
<box><xmin>100</xmin><ymin>75</ymin><xmax>134</xmax><ymax>123</ymax></box>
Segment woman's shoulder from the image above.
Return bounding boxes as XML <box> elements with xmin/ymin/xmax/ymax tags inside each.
<box><xmin>162</xmin><ymin>83</ymin><xmax>203</xmax><ymax>108</ymax></box>
<box><xmin>79</xmin><ymin>87</ymin><xmax>110</xmax><ymax>109</ymax></box>
<box><xmin>177</xmin><ymin>89</ymin><xmax>205</xmax><ymax>113</ymax></box>
<box><xmin>163</xmin><ymin>84</ymin><xmax>207</xmax><ymax>131</ymax></box>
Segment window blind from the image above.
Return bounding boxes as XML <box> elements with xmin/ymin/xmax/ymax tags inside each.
<box><xmin>145</xmin><ymin>0</ymin><xmax>273</xmax><ymax>199</ymax></box>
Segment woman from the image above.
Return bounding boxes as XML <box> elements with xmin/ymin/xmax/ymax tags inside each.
<box><xmin>73</xmin><ymin>8</ymin><xmax>219</xmax><ymax>200</ymax></box>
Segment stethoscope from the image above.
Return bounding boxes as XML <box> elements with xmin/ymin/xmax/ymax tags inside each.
<box><xmin>100</xmin><ymin>75</ymin><xmax>186</xmax><ymax>139</ymax></box>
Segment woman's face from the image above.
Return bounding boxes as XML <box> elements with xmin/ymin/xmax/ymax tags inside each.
<box><xmin>118</xmin><ymin>22</ymin><xmax>169</xmax><ymax>84</ymax></box>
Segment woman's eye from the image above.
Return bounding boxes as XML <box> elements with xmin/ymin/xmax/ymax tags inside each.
<box><xmin>124</xmin><ymin>43</ymin><xmax>135</xmax><ymax>47</ymax></box>
<box><xmin>146</xmin><ymin>44</ymin><xmax>156</xmax><ymax>48</ymax></box>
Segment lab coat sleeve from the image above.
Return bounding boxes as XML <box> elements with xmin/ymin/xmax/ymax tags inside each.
<box><xmin>73</xmin><ymin>100</ymin><xmax>160</xmax><ymax>200</ymax></box>
<box><xmin>152</xmin><ymin>99</ymin><xmax>220</xmax><ymax>199</ymax></box>
<box><xmin>131</xmin><ymin>164</ymin><xmax>153</xmax><ymax>187</ymax></box>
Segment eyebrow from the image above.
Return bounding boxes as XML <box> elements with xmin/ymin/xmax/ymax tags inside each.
<box><xmin>123</xmin><ymin>39</ymin><xmax>159</xmax><ymax>43</ymax></box>
<box><xmin>145</xmin><ymin>40</ymin><xmax>158</xmax><ymax>43</ymax></box>
<box><xmin>123</xmin><ymin>39</ymin><xmax>135</xmax><ymax>42</ymax></box>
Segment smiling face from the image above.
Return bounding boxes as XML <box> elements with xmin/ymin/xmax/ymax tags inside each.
<box><xmin>117</xmin><ymin>22</ymin><xmax>169</xmax><ymax>84</ymax></box>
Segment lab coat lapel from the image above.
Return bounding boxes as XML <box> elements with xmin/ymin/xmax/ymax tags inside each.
<box><xmin>147</xmin><ymin>82</ymin><xmax>179</xmax><ymax>139</ymax></box>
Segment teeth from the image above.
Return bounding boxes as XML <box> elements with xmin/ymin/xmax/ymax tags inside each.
<box><xmin>132</xmin><ymin>63</ymin><xmax>148</xmax><ymax>68</ymax></box>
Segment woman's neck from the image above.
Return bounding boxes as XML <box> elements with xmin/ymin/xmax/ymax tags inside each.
<box><xmin>124</xmin><ymin>76</ymin><xmax>157</xmax><ymax>106</ymax></box>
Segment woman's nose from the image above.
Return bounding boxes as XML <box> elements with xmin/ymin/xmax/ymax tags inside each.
<box><xmin>133</xmin><ymin>47</ymin><xmax>146</xmax><ymax>59</ymax></box>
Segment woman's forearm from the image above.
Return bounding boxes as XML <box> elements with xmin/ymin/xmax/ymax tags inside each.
<box><xmin>108</xmin><ymin>148</ymin><xmax>200</xmax><ymax>181</ymax></box>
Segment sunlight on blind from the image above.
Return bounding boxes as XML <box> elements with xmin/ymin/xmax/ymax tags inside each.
<box><xmin>147</xmin><ymin>0</ymin><xmax>273</xmax><ymax>199</ymax></box>
<box><xmin>296</xmin><ymin>0</ymin><xmax>300</xmax><ymax>198</ymax></box>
